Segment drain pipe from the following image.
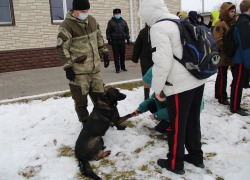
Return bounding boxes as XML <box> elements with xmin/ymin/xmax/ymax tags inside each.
<box><xmin>129</xmin><ymin>0</ymin><xmax>135</xmax><ymax>42</ymax></box>
<box><xmin>139</xmin><ymin>0</ymin><xmax>142</xmax><ymax>30</ymax></box>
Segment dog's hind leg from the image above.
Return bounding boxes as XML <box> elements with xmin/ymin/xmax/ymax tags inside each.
<box><xmin>117</xmin><ymin>112</ymin><xmax>136</xmax><ymax>124</ymax></box>
<box><xmin>95</xmin><ymin>150</ymin><xmax>111</xmax><ymax>161</ymax></box>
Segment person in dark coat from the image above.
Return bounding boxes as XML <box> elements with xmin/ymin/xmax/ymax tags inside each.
<box><xmin>230</xmin><ymin>0</ymin><xmax>250</xmax><ymax>116</ymax></box>
<box><xmin>132</xmin><ymin>24</ymin><xmax>153</xmax><ymax>100</ymax></box>
<box><xmin>188</xmin><ymin>11</ymin><xmax>198</xmax><ymax>23</ymax></box>
<box><xmin>106</xmin><ymin>8</ymin><xmax>130</xmax><ymax>73</ymax></box>
<box><xmin>197</xmin><ymin>14</ymin><xmax>212</xmax><ymax>28</ymax></box>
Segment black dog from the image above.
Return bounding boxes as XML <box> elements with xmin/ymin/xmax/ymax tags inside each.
<box><xmin>75</xmin><ymin>88</ymin><xmax>135</xmax><ymax>180</ymax></box>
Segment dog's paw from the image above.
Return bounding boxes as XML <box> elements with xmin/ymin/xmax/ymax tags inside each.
<box><xmin>116</xmin><ymin>124</ymin><xmax>127</xmax><ymax>130</ymax></box>
<box><xmin>105</xmin><ymin>150</ymin><xmax>111</xmax><ymax>156</ymax></box>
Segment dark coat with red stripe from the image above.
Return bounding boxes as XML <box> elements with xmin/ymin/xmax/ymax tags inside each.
<box><xmin>233</xmin><ymin>14</ymin><xmax>250</xmax><ymax>69</ymax></box>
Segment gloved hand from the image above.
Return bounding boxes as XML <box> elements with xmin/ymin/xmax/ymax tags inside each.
<box><xmin>65</xmin><ymin>67</ymin><xmax>75</xmax><ymax>82</ymax></box>
<box><xmin>108</xmin><ymin>39</ymin><xmax>112</xmax><ymax>45</ymax></box>
<box><xmin>104</xmin><ymin>53</ymin><xmax>110</xmax><ymax>68</ymax></box>
<box><xmin>127</xmin><ymin>39</ymin><xmax>130</xmax><ymax>45</ymax></box>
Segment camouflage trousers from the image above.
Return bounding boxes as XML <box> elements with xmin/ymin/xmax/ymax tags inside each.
<box><xmin>69</xmin><ymin>72</ymin><xmax>104</xmax><ymax>122</ymax></box>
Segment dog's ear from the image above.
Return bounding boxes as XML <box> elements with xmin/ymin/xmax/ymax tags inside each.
<box><xmin>99</xmin><ymin>92</ymin><xmax>109</xmax><ymax>101</ymax></box>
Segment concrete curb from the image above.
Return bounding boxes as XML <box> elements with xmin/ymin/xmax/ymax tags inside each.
<box><xmin>0</xmin><ymin>78</ymin><xmax>142</xmax><ymax>105</ymax></box>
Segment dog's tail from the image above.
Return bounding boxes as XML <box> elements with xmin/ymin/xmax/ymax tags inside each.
<box><xmin>78</xmin><ymin>159</ymin><xmax>101</xmax><ymax>180</ymax></box>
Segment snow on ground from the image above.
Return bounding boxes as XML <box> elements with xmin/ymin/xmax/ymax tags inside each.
<box><xmin>0</xmin><ymin>74</ymin><xmax>250</xmax><ymax>180</ymax></box>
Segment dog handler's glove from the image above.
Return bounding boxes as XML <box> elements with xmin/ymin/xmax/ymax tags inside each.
<box><xmin>104</xmin><ymin>53</ymin><xmax>110</xmax><ymax>68</ymax></box>
<box><xmin>65</xmin><ymin>67</ymin><xmax>75</xmax><ymax>82</ymax></box>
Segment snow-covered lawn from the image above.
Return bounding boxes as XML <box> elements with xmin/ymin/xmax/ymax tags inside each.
<box><xmin>0</xmin><ymin>74</ymin><xmax>250</xmax><ymax>180</ymax></box>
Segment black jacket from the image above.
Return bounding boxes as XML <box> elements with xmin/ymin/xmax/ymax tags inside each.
<box><xmin>197</xmin><ymin>15</ymin><xmax>212</xmax><ymax>29</ymax></box>
<box><xmin>189</xmin><ymin>11</ymin><xmax>198</xmax><ymax>24</ymax></box>
<box><xmin>132</xmin><ymin>28</ymin><xmax>153</xmax><ymax>68</ymax></box>
<box><xmin>106</xmin><ymin>17</ymin><xmax>130</xmax><ymax>42</ymax></box>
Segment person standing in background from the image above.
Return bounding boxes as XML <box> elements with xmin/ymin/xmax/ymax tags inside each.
<box><xmin>188</xmin><ymin>11</ymin><xmax>198</xmax><ymax>23</ymax></box>
<box><xmin>106</xmin><ymin>8</ymin><xmax>130</xmax><ymax>73</ymax></box>
<box><xmin>210</xmin><ymin>10</ymin><xmax>220</xmax><ymax>33</ymax></box>
<box><xmin>230</xmin><ymin>0</ymin><xmax>250</xmax><ymax>116</ymax></box>
<box><xmin>213</xmin><ymin>2</ymin><xmax>236</xmax><ymax>106</ymax></box>
<box><xmin>197</xmin><ymin>14</ymin><xmax>213</xmax><ymax>28</ymax></box>
<box><xmin>178</xmin><ymin>11</ymin><xmax>188</xmax><ymax>19</ymax></box>
<box><xmin>132</xmin><ymin>24</ymin><xmax>153</xmax><ymax>100</ymax></box>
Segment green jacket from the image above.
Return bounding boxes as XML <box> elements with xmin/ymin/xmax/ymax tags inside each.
<box><xmin>56</xmin><ymin>10</ymin><xmax>108</xmax><ymax>74</ymax></box>
<box><xmin>138</xmin><ymin>92</ymin><xmax>169</xmax><ymax>121</ymax></box>
<box><xmin>138</xmin><ymin>67</ymin><xmax>204</xmax><ymax>121</ymax></box>
<box><xmin>211</xmin><ymin>10</ymin><xmax>220</xmax><ymax>27</ymax></box>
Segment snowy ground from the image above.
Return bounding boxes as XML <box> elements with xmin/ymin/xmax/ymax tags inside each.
<box><xmin>0</xmin><ymin>74</ymin><xmax>250</xmax><ymax>180</ymax></box>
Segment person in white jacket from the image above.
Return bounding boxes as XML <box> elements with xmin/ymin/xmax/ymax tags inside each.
<box><xmin>138</xmin><ymin>0</ymin><xmax>207</xmax><ymax>175</ymax></box>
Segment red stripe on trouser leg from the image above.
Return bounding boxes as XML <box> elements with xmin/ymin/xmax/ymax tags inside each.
<box><xmin>220</xmin><ymin>66</ymin><xmax>223</xmax><ymax>102</ymax></box>
<box><xmin>234</xmin><ymin>64</ymin><xmax>242</xmax><ymax>110</ymax></box>
<box><xmin>172</xmin><ymin>94</ymin><xmax>179</xmax><ymax>170</ymax></box>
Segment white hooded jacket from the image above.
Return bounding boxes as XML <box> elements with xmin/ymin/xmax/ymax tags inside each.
<box><xmin>138</xmin><ymin>0</ymin><xmax>207</xmax><ymax>96</ymax></box>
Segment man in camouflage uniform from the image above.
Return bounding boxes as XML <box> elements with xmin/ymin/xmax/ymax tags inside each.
<box><xmin>56</xmin><ymin>0</ymin><xmax>115</xmax><ymax>127</ymax></box>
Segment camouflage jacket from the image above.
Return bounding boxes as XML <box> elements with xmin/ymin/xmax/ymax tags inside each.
<box><xmin>56</xmin><ymin>10</ymin><xmax>108</xmax><ymax>74</ymax></box>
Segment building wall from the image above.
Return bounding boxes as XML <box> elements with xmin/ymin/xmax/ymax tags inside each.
<box><xmin>0</xmin><ymin>0</ymin><xmax>181</xmax><ymax>72</ymax></box>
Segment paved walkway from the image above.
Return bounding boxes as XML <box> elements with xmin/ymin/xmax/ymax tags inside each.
<box><xmin>0</xmin><ymin>61</ymin><xmax>142</xmax><ymax>102</ymax></box>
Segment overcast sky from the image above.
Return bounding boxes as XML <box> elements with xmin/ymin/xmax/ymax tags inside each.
<box><xmin>181</xmin><ymin>0</ymin><xmax>242</xmax><ymax>12</ymax></box>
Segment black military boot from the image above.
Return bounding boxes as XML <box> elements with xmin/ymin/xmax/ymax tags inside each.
<box><xmin>144</xmin><ymin>88</ymin><xmax>150</xmax><ymax>100</ymax></box>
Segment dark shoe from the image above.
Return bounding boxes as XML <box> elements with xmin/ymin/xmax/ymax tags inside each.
<box><xmin>241</xmin><ymin>107</ymin><xmax>248</xmax><ymax>111</ymax></box>
<box><xmin>121</xmin><ymin>68</ymin><xmax>127</xmax><ymax>71</ymax></box>
<box><xmin>157</xmin><ymin>159</ymin><xmax>185</xmax><ymax>175</ymax></box>
<box><xmin>154</xmin><ymin>121</ymin><xmax>171</xmax><ymax>133</ymax></box>
<box><xmin>184</xmin><ymin>155</ymin><xmax>205</xmax><ymax>168</ymax></box>
<box><xmin>116</xmin><ymin>70</ymin><xmax>120</xmax><ymax>73</ymax></box>
<box><xmin>231</xmin><ymin>109</ymin><xmax>249</xmax><ymax>116</ymax></box>
<box><xmin>219</xmin><ymin>100</ymin><xmax>230</xmax><ymax>106</ymax></box>
<box><xmin>116</xmin><ymin>124</ymin><xmax>127</xmax><ymax>130</ymax></box>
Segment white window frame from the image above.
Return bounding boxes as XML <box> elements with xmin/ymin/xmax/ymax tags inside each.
<box><xmin>50</xmin><ymin>0</ymin><xmax>72</xmax><ymax>24</ymax></box>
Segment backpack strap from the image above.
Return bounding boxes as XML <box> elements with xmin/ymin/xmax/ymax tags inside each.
<box><xmin>155</xmin><ymin>18</ymin><xmax>184</xmax><ymax>61</ymax></box>
<box><xmin>155</xmin><ymin>18</ymin><xmax>185</xmax><ymax>45</ymax></box>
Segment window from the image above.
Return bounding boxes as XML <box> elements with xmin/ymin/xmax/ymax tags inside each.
<box><xmin>50</xmin><ymin>0</ymin><xmax>73</xmax><ymax>24</ymax></box>
<box><xmin>0</xmin><ymin>0</ymin><xmax>15</xmax><ymax>25</ymax></box>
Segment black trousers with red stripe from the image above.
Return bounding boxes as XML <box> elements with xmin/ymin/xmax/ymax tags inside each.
<box><xmin>166</xmin><ymin>84</ymin><xmax>204</xmax><ymax>170</ymax></box>
<box><xmin>215</xmin><ymin>66</ymin><xmax>233</xmax><ymax>102</ymax></box>
<box><xmin>230</xmin><ymin>64</ymin><xmax>248</xmax><ymax>111</ymax></box>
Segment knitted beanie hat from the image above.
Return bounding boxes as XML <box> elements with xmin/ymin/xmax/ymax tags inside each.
<box><xmin>73</xmin><ymin>0</ymin><xmax>90</xmax><ymax>10</ymax></box>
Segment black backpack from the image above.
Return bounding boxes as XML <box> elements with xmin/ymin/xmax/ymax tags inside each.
<box><xmin>223</xmin><ymin>20</ymin><xmax>242</xmax><ymax>58</ymax></box>
<box><xmin>155</xmin><ymin>17</ymin><xmax>221</xmax><ymax>80</ymax></box>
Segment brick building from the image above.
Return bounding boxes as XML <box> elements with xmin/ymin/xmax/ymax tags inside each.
<box><xmin>0</xmin><ymin>0</ymin><xmax>181</xmax><ymax>73</ymax></box>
